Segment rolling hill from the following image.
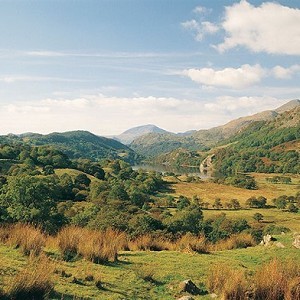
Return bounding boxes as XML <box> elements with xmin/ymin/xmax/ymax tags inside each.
<box><xmin>0</xmin><ymin>130</ymin><xmax>138</xmax><ymax>163</ymax></box>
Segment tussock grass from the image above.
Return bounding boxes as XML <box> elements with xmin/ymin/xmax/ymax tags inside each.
<box><xmin>253</xmin><ymin>258</ymin><xmax>300</xmax><ymax>300</ymax></box>
<box><xmin>206</xmin><ymin>263</ymin><xmax>248</xmax><ymax>299</ymax></box>
<box><xmin>7</xmin><ymin>223</ymin><xmax>46</xmax><ymax>256</ymax></box>
<box><xmin>174</xmin><ymin>233</ymin><xmax>209</xmax><ymax>253</ymax></box>
<box><xmin>7</xmin><ymin>255</ymin><xmax>54</xmax><ymax>300</ymax></box>
<box><xmin>57</xmin><ymin>226</ymin><xmax>127</xmax><ymax>263</ymax></box>
<box><xmin>128</xmin><ymin>235</ymin><xmax>171</xmax><ymax>251</ymax></box>
<box><xmin>57</xmin><ymin>226</ymin><xmax>83</xmax><ymax>260</ymax></box>
<box><xmin>211</xmin><ymin>233</ymin><xmax>256</xmax><ymax>251</ymax></box>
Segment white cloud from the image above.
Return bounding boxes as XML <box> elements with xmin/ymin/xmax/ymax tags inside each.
<box><xmin>0</xmin><ymin>75</ymin><xmax>87</xmax><ymax>83</ymax></box>
<box><xmin>216</xmin><ymin>1</ymin><xmax>300</xmax><ymax>55</ymax></box>
<box><xmin>0</xmin><ymin>94</ymin><xmax>288</xmax><ymax>135</ymax></box>
<box><xmin>272</xmin><ymin>65</ymin><xmax>300</xmax><ymax>79</ymax></box>
<box><xmin>204</xmin><ymin>96</ymin><xmax>284</xmax><ymax>114</ymax></box>
<box><xmin>182</xmin><ymin>64</ymin><xmax>266</xmax><ymax>88</ymax></box>
<box><xmin>193</xmin><ymin>6</ymin><xmax>211</xmax><ymax>15</ymax></box>
<box><xmin>181</xmin><ymin>20</ymin><xmax>219</xmax><ymax>41</ymax></box>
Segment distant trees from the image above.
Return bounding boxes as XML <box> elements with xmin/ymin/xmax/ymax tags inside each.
<box><xmin>246</xmin><ymin>196</ymin><xmax>267</xmax><ymax>208</ymax></box>
<box><xmin>253</xmin><ymin>213</ymin><xmax>263</xmax><ymax>223</ymax></box>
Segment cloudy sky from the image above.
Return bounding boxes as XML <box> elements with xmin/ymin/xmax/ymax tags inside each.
<box><xmin>0</xmin><ymin>0</ymin><xmax>299</xmax><ymax>135</ymax></box>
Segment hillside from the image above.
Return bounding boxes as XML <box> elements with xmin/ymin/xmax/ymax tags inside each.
<box><xmin>212</xmin><ymin>106</ymin><xmax>300</xmax><ymax>177</ymax></box>
<box><xmin>0</xmin><ymin>130</ymin><xmax>138</xmax><ymax>164</ymax></box>
<box><xmin>130</xmin><ymin>99</ymin><xmax>300</xmax><ymax>158</ymax></box>
<box><xmin>112</xmin><ymin>124</ymin><xmax>171</xmax><ymax>145</ymax></box>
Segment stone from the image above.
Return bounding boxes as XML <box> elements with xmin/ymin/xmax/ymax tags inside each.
<box><xmin>261</xmin><ymin>234</ymin><xmax>276</xmax><ymax>246</ymax></box>
<box><xmin>292</xmin><ymin>234</ymin><xmax>300</xmax><ymax>249</ymax></box>
<box><xmin>178</xmin><ymin>279</ymin><xmax>201</xmax><ymax>295</ymax></box>
<box><xmin>177</xmin><ymin>296</ymin><xmax>194</xmax><ymax>300</ymax></box>
<box><xmin>275</xmin><ymin>242</ymin><xmax>285</xmax><ymax>248</ymax></box>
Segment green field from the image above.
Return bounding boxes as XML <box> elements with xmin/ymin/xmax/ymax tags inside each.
<box><xmin>0</xmin><ymin>233</ymin><xmax>299</xmax><ymax>300</ymax></box>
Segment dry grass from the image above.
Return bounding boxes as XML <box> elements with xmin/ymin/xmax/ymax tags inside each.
<box><xmin>173</xmin><ymin>233</ymin><xmax>209</xmax><ymax>253</ymax></box>
<box><xmin>7</xmin><ymin>255</ymin><xmax>54</xmax><ymax>300</ymax></box>
<box><xmin>253</xmin><ymin>258</ymin><xmax>300</xmax><ymax>300</ymax></box>
<box><xmin>7</xmin><ymin>223</ymin><xmax>46</xmax><ymax>256</ymax></box>
<box><xmin>57</xmin><ymin>226</ymin><xmax>83</xmax><ymax>260</ymax></box>
<box><xmin>206</xmin><ymin>263</ymin><xmax>247</xmax><ymax>299</ymax></box>
<box><xmin>128</xmin><ymin>235</ymin><xmax>172</xmax><ymax>251</ymax></box>
<box><xmin>57</xmin><ymin>226</ymin><xmax>127</xmax><ymax>263</ymax></box>
<box><xmin>168</xmin><ymin>173</ymin><xmax>300</xmax><ymax>206</ymax></box>
<box><xmin>211</xmin><ymin>233</ymin><xmax>256</xmax><ymax>251</ymax></box>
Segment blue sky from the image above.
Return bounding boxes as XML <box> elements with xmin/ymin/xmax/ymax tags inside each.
<box><xmin>0</xmin><ymin>0</ymin><xmax>299</xmax><ymax>135</ymax></box>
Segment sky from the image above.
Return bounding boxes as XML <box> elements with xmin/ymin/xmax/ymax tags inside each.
<box><xmin>0</xmin><ymin>0</ymin><xmax>299</xmax><ymax>135</ymax></box>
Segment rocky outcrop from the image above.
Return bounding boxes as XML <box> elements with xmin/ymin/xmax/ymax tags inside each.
<box><xmin>178</xmin><ymin>279</ymin><xmax>201</xmax><ymax>295</ymax></box>
<box><xmin>292</xmin><ymin>234</ymin><xmax>300</xmax><ymax>249</ymax></box>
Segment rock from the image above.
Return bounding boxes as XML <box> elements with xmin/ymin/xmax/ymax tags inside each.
<box><xmin>275</xmin><ymin>242</ymin><xmax>285</xmax><ymax>248</ymax></box>
<box><xmin>261</xmin><ymin>234</ymin><xmax>276</xmax><ymax>246</ymax></box>
<box><xmin>178</xmin><ymin>279</ymin><xmax>201</xmax><ymax>295</ymax></box>
<box><xmin>292</xmin><ymin>234</ymin><xmax>300</xmax><ymax>249</ymax></box>
<box><xmin>177</xmin><ymin>296</ymin><xmax>194</xmax><ymax>300</ymax></box>
<box><xmin>210</xmin><ymin>293</ymin><xmax>218</xmax><ymax>298</ymax></box>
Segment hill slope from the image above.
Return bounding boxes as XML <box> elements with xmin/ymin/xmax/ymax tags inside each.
<box><xmin>131</xmin><ymin>99</ymin><xmax>300</xmax><ymax>157</ymax></box>
<box><xmin>1</xmin><ymin>130</ymin><xmax>138</xmax><ymax>163</ymax></box>
<box><xmin>213</xmin><ymin>106</ymin><xmax>300</xmax><ymax>176</ymax></box>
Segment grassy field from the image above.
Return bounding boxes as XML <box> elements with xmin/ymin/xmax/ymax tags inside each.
<box><xmin>0</xmin><ymin>233</ymin><xmax>299</xmax><ymax>300</ymax></box>
<box><xmin>166</xmin><ymin>173</ymin><xmax>300</xmax><ymax>205</ymax></box>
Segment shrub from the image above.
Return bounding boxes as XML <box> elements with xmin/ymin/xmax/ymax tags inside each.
<box><xmin>8</xmin><ymin>224</ymin><xmax>46</xmax><ymax>256</ymax></box>
<box><xmin>8</xmin><ymin>256</ymin><xmax>54</xmax><ymax>300</ymax></box>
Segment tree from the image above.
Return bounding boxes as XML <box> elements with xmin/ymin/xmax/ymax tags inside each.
<box><xmin>0</xmin><ymin>175</ymin><xmax>64</xmax><ymax>232</ymax></box>
<box><xmin>213</xmin><ymin>198</ymin><xmax>223</xmax><ymax>209</ymax></box>
<box><xmin>230</xmin><ymin>199</ymin><xmax>241</xmax><ymax>210</ymax></box>
<box><xmin>287</xmin><ymin>203</ymin><xmax>298</xmax><ymax>213</ymax></box>
<box><xmin>74</xmin><ymin>173</ymin><xmax>91</xmax><ymax>188</ymax></box>
<box><xmin>253</xmin><ymin>213</ymin><xmax>263</xmax><ymax>223</ymax></box>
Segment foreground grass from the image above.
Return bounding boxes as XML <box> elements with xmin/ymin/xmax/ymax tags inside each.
<box><xmin>0</xmin><ymin>233</ymin><xmax>299</xmax><ymax>299</ymax></box>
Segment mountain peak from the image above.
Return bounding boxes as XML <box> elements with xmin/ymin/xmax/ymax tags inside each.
<box><xmin>275</xmin><ymin>99</ymin><xmax>300</xmax><ymax>113</ymax></box>
<box><xmin>113</xmin><ymin>124</ymin><xmax>170</xmax><ymax>145</ymax></box>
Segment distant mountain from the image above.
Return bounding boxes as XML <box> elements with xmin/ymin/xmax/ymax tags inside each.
<box><xmin>0</xmin><ymin>130</ymin><xmax>138</xmax><ymax>163</ymax></box>
<box><xmin>112</xmin><ymin>124</ymin><xmax>171</xmax><ymax>145</ymax></box>
<box><xmin>131</xmin><ymin>99</ymin><xmax>300</xmax><ymax>157</ymax></box>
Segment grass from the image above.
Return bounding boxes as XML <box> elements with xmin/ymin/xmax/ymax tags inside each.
<box><xmin>166</xmin><ymin>173</ymin><xmax>300</xmax><ymax>205</ymax></box>
<box><xmin>0</xmin><ymin>232</ymin><xmax>299</xmax><ymax>299</ymax></box>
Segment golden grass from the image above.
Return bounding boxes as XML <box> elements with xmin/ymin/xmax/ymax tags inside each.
<box><xmin>167</xmin><ymin>173</ymin><xmax>300</xmax><ymax>205</ymax></box>
<box><xmin>253</xmin><ymin>258</ymin><xmax>300</xmax><ymax>300</ymax></box>
<box><xmin>210</xmin><ymin>233</ymin><xmax>256</xmax><ymax>251</ymax></box>
<box><xmin>7</xmin><ymin>224</ymin><xmax>46</xmax><ymax>256</ymax></box>
<box><xmin>7</xmin><ymin>255</ymin><xmax>54</xmax><ymax>300</ymax></box>
<box><xmin>57</xmin><ymin>226</ymin><xmax>127</xmax><ymax>263</ymax></box>
<box><xmin>206</xmin><ymin>263</ymin><xmax>247</xmax><ymax>299</ymax></box>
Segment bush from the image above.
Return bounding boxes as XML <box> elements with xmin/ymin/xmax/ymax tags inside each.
<box><xmin>174</xmin><ymin>233</ymin><xmax>209</xmax><ymax>253</ymax></box>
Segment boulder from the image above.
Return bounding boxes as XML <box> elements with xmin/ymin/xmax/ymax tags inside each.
<box><xmin>178</xmin><ymin>279</ymin><xmax>201</xmax><ymax>295</ymax></box>
<box><xmin>292</xmin><ymin>235</ymin><xmax>300</xmax><ymax>249</ymax></box>
<box><xmin>260</xmin><ymin>234</ymin><xmax>276</xmax><ymax>246</ymax></box>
